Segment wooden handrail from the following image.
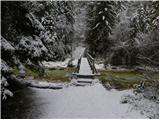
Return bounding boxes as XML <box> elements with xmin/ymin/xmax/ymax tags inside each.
<box><xmin>74</xmin><ymin>56</ymin><xmax>82</xmax><ymax>73</ymax></box>
<box><xmin>74</xmin><ymin>49</ymin><xmax>97</xmax><ymax>74</ymax></box>
<box><xmin>87</xmin><ymin>53</ymin><xmax>94</xmax><ymax>61</ymax></box>
<box><xmin>86</xmin><ymin>53</ymin><xmax>97</xmax><ymax>74</ymax></box>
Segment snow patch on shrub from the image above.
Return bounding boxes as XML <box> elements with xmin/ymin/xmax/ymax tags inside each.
<box><xmin>1</xmin><ymin>59</ymin><xmax>11</xmax><ymax>73</ymax></box>
<box><xmin>16</xmin><ymin>36</ymin><xmax>48</xmax><ymax>58</ymax></box>
<box><xmin>1</xmin><ymin>36</ymin><xmax>15</xmax><ymax>51</ymax></box>
<box><xmin>120</xmin><ymin>92</ymin><xmax>159</xmax><ymax>118</ymax></box>
<box><xmin>26</xmin><ymin>13</ymin><xmax>45</xmax><ymax>31</ymax></box>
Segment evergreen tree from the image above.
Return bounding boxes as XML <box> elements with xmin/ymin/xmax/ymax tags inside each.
<box><xmin>107</xmin><ymin>1</ymin><xmax>159</xmax><ymax>66</ymax></box>
<box><xmin>86</xmin><ymin>1</ymin><xmax>117</xmax><ymax>57</ymax></box>
<box><xmin>1</xmin><ymin>1</ymin><xmax>75</xmax><ymax>99</ymax></box>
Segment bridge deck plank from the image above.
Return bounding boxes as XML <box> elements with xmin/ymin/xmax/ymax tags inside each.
<box><xmin>79</xmin><ymin>57</ymin><xmax>93</xmax><ymax>75</ymax></box>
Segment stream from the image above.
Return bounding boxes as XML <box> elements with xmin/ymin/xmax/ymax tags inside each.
<box><xmin>2</xmin><ymin>79</ymin><xmax>146</xmax><ymax>119</ymax></box>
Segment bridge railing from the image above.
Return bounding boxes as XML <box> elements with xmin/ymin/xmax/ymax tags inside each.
<box><xmin>86</xmin><ymin>53</ymin><xmax>97</xmax><ymax>74</ymax></box>
<box><xmin>74</xmin><ymin>56</ymin><xmax>82</xmax><ymax>73</ymax></box>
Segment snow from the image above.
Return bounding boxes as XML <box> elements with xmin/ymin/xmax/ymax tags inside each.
<box><xmin>21</xmin><ymin>82</ymin><xmax>146</xmax><ymax>118</ymax></box>
<box><xmin>93</xmin><ymin>23</ymin><xmax>100</xmax><ymax>29</ymax></box>
<box><xmin>1</xmin><ymin>59</ymin><xmax>10</xmax><ymax>72</ymax></box>
<box><xmin>95</xmin><ymin>63</ymin><xmax>105</xmax><ymax>70</ymax></box>
<box><xmin>1</xmin><ymin>76</ymin><xmax>8</xmax><ymax>86</ymax></box>
<box><xmin>134</xmin><ymin>38</ymin><xmax>141</xmax><ymax>45</ymax></box>
<box><xmin>26</xmin><ymin>59</ymin><xmax>33</xmax><ymax>65</ymax></box>
<box><xmin>1</xmin><ymin>75</ymin><xmax>13</xmax><ymax>100</ymax></box>
<box><xmin>18</xmin><ymin>64</ymin><xmax>26</xmax><ymax>78</ymax></box>
<box><xmin>72</xmin><ymin>59</ymin><xmax>78</xmax><ymax>67</ymax></box>
<box><xmin>2</xmin><ymin>89</ymin><xmax>13</xmax><ymax>100</ymax></box>
<box><xmin>13</xmin><ymin>56</ymin><xmax>20</xmax><ymax>65</ymax></box>
<box><xmin>26</xmin><ymin>13</ymin><xmax>45</xmax><ymax>31</ymax></box>
<box><xmin>40</xmin><ymin>31</ymin><xmax>55</xmax><ymax>44</ymax></box>
<box><xmin>79</xmin><ymin>57</ymin><xmax>92</xmax><ymax>75</ymax></box>
<box><xmin>105</xmin><ymin>20</ymin><xmax>108</xmax><ymax>25</ymax></box>
<box><xmin>16</xmin><ymin>36</ymin><xmax>48</xmax><ymax>58</ymax></box>
<box><xmin>27</xmin><ymin>80</ymin><xmax>63</xmax><ymax>89</ymax></box>
<box><xmin>42</xmin><ymin>58</ymin><xmax>70</xmax><ymax>69</ymax></box>
<box><xmin>1</xmin><ymin>36</ymin><xmax>15</xmax><ymax>51</ymax></box>
<box><xmin>76</xmin><ymin>78</ymin><xmax>93</xmax><ymax>84</ymax></box>
<box><xmin>98</xmin><ymin>11</ymin><xmax>103</xmax><ymax>14</ymax></box>
<box><xmin>121</xmin><ymin>93</ymin><xmax>159</xmax><ymax>118</ymax></box>
<box><xmin>102</xmin><ymin>16</ymin><xmax>105</xmax><ymax>20</ymax></box>
<box><xmin>1</xmin><ymin>59</ymin><xmax>14</xmax><ymax>100</ymax></box>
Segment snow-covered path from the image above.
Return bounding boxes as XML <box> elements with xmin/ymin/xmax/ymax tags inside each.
<box><xmin>2</xmin><ymin>82</ymin><xmax>146</xmax><ymax>119</ymax></box>
<box><xmin>2</xmin><ymin>47</ymin><xmax>156</xmax><ymax>119</ymax></box>
<box><xmin>79</xmin><ymin>57</ymin><xmax>92</xmax><ymax>75</ymax></box>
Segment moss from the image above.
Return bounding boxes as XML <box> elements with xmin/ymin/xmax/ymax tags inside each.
<box><xmin>43</xmin><ymin>68</ymin><xmax>74</xmax><ymax>81</ymax></box>
<box><xmin>25</xmin><ymin>67</ymin><xmax>39</xmax><ymax>78</ymax></box>
<box><xmin>99</xmin><ymin>76</ymin><xmax>140</xmax><ymax>90</ymax></box>
<box><xmin>98</xmin><ymin>70</ymin><xmax>159</xmax><ymax>90</ymax></box>
<box><xmin>12</xmin><ymin>66</ymin><xmax>19</xmax><ymax>76</ymax></box>
<box><xmin>25</xmin><ymin>67</ymin><xmax>74</xmax><ymax>82</ymax></box>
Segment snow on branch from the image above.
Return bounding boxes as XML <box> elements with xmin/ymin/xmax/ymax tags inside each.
<box><xmin>26</xmin><ymin>13</ymin><xmax>45</xmax><ymax>31</ymax></box>
<box><xmin>1</xmin><ymin>36</ymin><xmax>15</xmax><ymax>51</ymax></box>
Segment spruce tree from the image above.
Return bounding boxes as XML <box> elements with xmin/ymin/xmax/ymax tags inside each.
<box><xmin>86</xmin><ymin>1</ymin><xmax>117</xmax><ymax>57</ymax></box>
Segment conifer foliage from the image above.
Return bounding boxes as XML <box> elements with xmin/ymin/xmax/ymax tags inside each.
<box><xmin>1</xmin><ymin>1</ymin><xmax>75</xmax><ymax>99</ymax></box>
<box><xmin>86</xmin><ymin>1</ymin><xmax>117</xmax><ymax>57</ymax></box>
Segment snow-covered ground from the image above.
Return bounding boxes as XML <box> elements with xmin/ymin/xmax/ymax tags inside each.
<box><xmin>26</xmin><ymin>79</ymin><xmax>64</xmax><ymax>89</ymax></box>
<box><xmin>38</xmin><ymin>82</ymin><xmax>158</xmax><ymax>119</ymax></box>
<box><xmin>42</xmin><ymin>46</ymin><xmax>85</xmax><ymax>69</ymax></box>
<box><xmin>4</xmin><ymin>81</ymin><xmax>156</xmax><ymax>119</ymax></box>
<box><xmin>95</xmin><ymin>63</ymin><xmax>105</xmax><ymax>70</ymax></box>
<box><xmin>42</xmin><ymin>58</ymin><xmax>70</xmax><ymax>69</ymax></box>
<box><xmin>31</xmin><ymin>46</ymin><xmax>158</xmax><ymax>119</ymax></box>
<box><xmin>72</xmin><ymin>59</ymin><xmax>78</xmax><ymax>67</ymax></box>
<box><xmin>3</xmin><ymin>74</ymin><xmax>158</xmax><ymax>119</ymax></box>
<box><xmin>121</xmin><ymin>92</ymin><xmax>159</xmax><ymax>119</ymax></box>
<box><xmin>36</xmin><ymin>83</ymin><xmax>146</xmax><ymax>119</ymax></box>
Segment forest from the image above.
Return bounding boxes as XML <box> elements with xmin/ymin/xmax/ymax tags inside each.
<box><xmin>1</xmin><ymin>1</ymin><xmax>159</xmax><ymax>119</ymax></box>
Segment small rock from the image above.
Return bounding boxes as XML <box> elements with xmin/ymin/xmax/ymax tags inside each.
<box><xmin>68</xmin><ymin>59</ymin><xmax>74</xmax><ymax>67</ymax></box>
<box><xmin>120</xmin><ymin>95</ymin><xmax>135</xmax><ymax>104</ymax></box>
<box><xmin>17</xmin><ymin>68</ymin><xmax>26</xmax><ymax>79</ymax></box>
<box><xmin>121</xmin><ymin>99</ymin><xmax>128</xmax><ymax>104</ymax></box>
<box><xmin>104</xmin><ymin>82</ymin><xmax>112</xmax><ymax>90</ymax></box>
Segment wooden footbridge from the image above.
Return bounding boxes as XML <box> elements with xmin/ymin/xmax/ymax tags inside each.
<box><xmin>72</xmin><ymin>49</ymin><xmax>98</xmax><ymax>84</ymax></box>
